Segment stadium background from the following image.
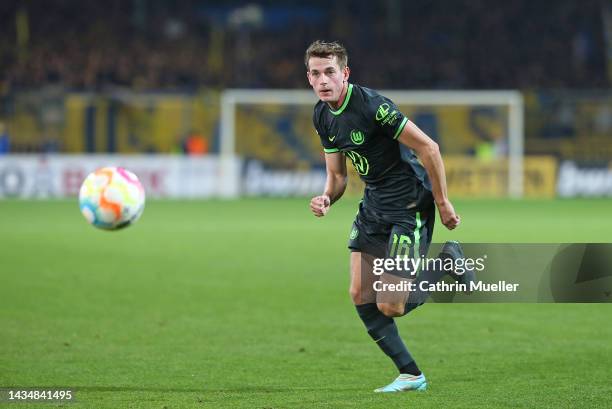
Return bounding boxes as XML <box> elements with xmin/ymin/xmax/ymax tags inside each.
<box><xmin>1</xmin><ymin>1</ymin><xmax>611</xmax><ymax>408</ymax></box>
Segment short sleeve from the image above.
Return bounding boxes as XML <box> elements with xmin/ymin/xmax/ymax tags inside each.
<box><xmin>368</xmin><ymin>94</ymin><xmax>409</xmax><ymax>140</ymax></box>
<box><xmin>313</xmin><ymin>107</ymin><xmax>340</xmax><ymax>153</ymax></box>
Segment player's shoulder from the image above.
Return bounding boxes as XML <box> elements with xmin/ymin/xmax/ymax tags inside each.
<box><xmin>351</xmin><ymin>84</ymin><xmax>389</xmax><ymax>115</ymax></box>
<box><xmin>354</xmin><ymin>83</ymin><xmax>380</xmax><ymax>98</ymax></box>
<box><xmin>352</xmin><ymin>83</ymin><xmax>387</xmax><ymax>102</ymax></box>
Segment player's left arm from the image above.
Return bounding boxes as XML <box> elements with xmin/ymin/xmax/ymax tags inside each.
<box><xmin>396</xmin><ymin>121</ymin><xmax>460</xmax><ymax>230</ymax></box>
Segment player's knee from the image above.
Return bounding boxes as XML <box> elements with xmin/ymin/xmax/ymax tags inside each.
<box><xmin>377</xmin><ymin>302</ymin><xmax>405</xmax><ymax>317</ymax></box>
<box><xmin>349</xmin><ymin>285</ymin><xmax>362</xmax><ymax>304</ymax></box>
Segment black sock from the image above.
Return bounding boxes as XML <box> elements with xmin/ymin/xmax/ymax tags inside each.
<box><xmin>355</xmin><ymin>303</ymin><xmax>415</xmax><ymax>371</ymax></box>
<box><xmin>403</xmin><ymin>254</ymin><xmax>448</xmax><ymax>315</ymax></box>
<box><xmin>399</xmin><ymin>361</ymin><xmax>422</xmax><ymax>376</ymax></box>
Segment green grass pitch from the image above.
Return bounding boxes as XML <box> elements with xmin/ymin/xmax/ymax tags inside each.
<box><xmin>1</xmin><ymin>198</ymin><xmax>611</xmax><ymax>408</ymax></box>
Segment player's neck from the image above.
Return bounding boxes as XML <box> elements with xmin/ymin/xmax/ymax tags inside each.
<box><xmin>327</xmin><ymin>82</ymin><xmax>348</xmax><ymax>111</ymax></box>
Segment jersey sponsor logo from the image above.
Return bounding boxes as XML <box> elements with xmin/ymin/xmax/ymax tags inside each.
<box><xmin>376</xmin><ymin>103</ymin><xmax>400</xmax><ymax>126</ymax></box>
<box><xmin>350</xmin><ymin>129</ymin><xmax>365</xmax><ymax>145</ymax></box>
<box><xmin>386</xmin><ymin>112</ymin><xmax>399</xmax><ymax>126</ymax></box>
<box><xmin>375</xmin><ymin>103</ymin><xmax>391</xmax><ymax>121</ymax></box>
<box><xmin>350</xmin><ymin>227</ymin><xmax>359</xmax><ymax>240</ymax></box>
<box><xmin>328</xmin><ymin>135</ymin><xmax>336</xmax><ymax>142</ymax></box>
<box><xmin>346</xmin><ymin>150</ymin><xmax>369</xmax><ymax>175</ymax></box>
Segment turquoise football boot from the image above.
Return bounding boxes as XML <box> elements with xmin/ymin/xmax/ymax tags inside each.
<box><xmin>374</xmin><ymin>373</ymin><xmax>427</xmax><ymax>393</ymax></box>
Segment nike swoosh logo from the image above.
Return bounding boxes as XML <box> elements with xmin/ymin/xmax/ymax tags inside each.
<box><xmin>328</xmin><ymin>135</ymin><xmax>336</xmax><ymax>142</ymax></box>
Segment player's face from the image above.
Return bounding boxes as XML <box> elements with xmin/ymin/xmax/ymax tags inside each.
<box><xmin>307</xmin><ymin>56</ymin><xmax>350</xmax><ymax>104</ymax></box>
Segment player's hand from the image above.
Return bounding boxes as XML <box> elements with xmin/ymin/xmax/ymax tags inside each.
<box><xmin>310</xmin><ymin>194</ymin><xmax>331</xmax><ymax>217</ymax></box>
<box><xmin>436</xmin><ymin>199</ymin><xmax>460</xmax><ymax>230</ymax></box>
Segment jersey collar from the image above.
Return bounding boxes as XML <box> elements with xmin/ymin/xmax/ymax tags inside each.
<box><xmin>329</xmin><ymin>83</ymin><xmax>353</xmax><ymax>116</ymax></box>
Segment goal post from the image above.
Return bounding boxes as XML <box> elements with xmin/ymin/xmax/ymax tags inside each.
<box><xmin>220</xmin><ymin>89</ymin><xmax>524</xmax><ymax>198</ymax></box>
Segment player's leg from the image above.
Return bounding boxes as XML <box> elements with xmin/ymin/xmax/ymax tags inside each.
<box><xmin>365</xmin><ymin>210</ymin><xmax>433</xmax><ymax>392</ymax></box>
<box><xmin>348</xmin><ymin>206</ymin><xmax>427</xmax><ymax>392</ymax></box>
<box><xmin>400</xmin><ymin>204</ymin><xmax>443</xmax><ymax>313</ymax></box>
<box><xmin>348</xmin><ymin>251</ymin><xmax>377</xmax><ymax>305</ymax></box>
<box><xmin>351</xmin><ymin>251</ymin><xmax>424</xmax><ymax>388</ymax></box>
<box><xmin>375</xmin><ymin>267</ymin><xmax>411</xmax><ymax>317</ymax></box>
<box><xmin>402</xmin><ymin>204</ymin><xmax>476</xmax><ymax>315</ymax></box>
<box><xmin>374</xmin><ymin>206</ymin><xmax>436</xmax><ymax>317</ymax></box>
<box><xmin>440</xmin><ymin>240</ymin><xmax>477</xmax><ymax>294</ymax></box>
<box><xmin>370</xmin><ymin>271</ymin><xmax>428</xmax><ymax>391</ymax></box>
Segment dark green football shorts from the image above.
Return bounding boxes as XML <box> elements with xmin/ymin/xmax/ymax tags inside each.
<box><xmin>348</xmin><ymin>190</ymin><xmax>435</xmax><ymax>261</ymax></box>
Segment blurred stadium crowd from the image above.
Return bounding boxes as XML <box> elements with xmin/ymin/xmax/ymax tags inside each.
<box><xmin>0</xmin><ymin>0</ymin><xmax>609</xmax><ymax>91</ymax></box>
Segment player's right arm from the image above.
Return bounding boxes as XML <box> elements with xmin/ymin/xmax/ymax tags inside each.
<box><xmin>310</xmin><ymin>152</ymin><xmax>347</xmax><ymax>217</ymax></box>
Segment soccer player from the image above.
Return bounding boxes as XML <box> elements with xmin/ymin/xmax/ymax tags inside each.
<box><xmin>306</xmin><ymin>40</ymin><xmax>473</xmax><ymax>393</ymax></box>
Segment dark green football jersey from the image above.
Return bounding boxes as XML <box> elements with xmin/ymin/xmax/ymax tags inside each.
<box><xmin>313</xmin><ymin>83</ymin><xmax>431</xmax><ymax>212</ymax></box>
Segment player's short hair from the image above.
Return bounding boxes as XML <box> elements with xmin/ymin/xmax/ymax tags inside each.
<box><xmin>304</xmin><ymin>40</ymin><xmax>348</xmax><ymax>70</ymax></box>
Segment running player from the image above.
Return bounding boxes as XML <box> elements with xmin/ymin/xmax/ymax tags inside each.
<box><xmin>306</xmin><ymin>40</ymin><xmax>473</xmax><ymax>392</ymax></box>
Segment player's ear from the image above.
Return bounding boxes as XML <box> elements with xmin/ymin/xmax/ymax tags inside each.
<box><xmin>343</xmin><ymin>66</ymin><xmax>350</xmax><ymax>82</ymax></box>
